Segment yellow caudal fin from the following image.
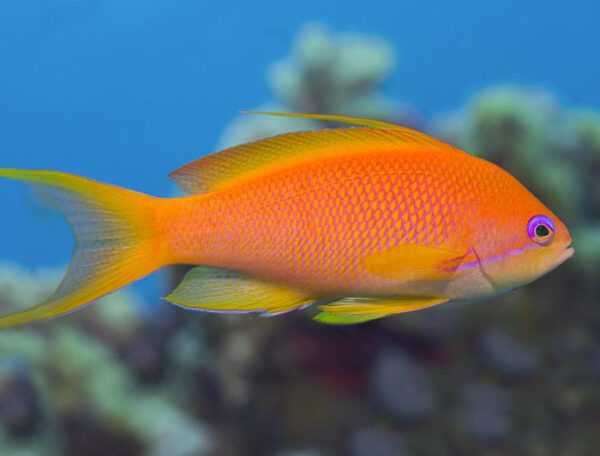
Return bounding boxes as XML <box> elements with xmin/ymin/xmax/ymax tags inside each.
<box><xmin>0</xmin><ymin>169</ymin><xmax>171</xmax><ymax>329</ymax></box>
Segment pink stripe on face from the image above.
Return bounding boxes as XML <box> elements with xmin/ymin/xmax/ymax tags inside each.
<box><xmin>453</xmin><ymin>243</ymin><xmax>538</xmax><ymax>272</ymax></box>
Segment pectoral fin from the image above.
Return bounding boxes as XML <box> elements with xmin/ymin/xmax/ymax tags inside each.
<box><xmin>314</xmin><ymin>296</ymin><xmax>449</xmax><ymax>325</ymax></box>
<box><xmin>164</xmin><ymin>267</ymin><xmax>313</xmax><ymax>316</ymax></box>
<box><xmin>361</xmin><ymin>244</ymin><xmax>471</xmax><ymax>280</ymax></box>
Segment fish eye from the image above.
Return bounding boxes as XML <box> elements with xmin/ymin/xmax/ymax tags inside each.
<box><xmin>528</xmin><ymin>215</ymin><xmax>555</xmax><ymax>246</ymax></box>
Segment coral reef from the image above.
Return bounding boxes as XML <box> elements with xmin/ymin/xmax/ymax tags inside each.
<box><xmin>0</xmin><ymin>265</ymin><xmax>210</xmax><ymax>456</ymax></box>
<box><xmin>217</xmin><ymin>23</ymin><xmax>415</xmax><ymax>151</ymax></box>
<box><xmin>2</xmin><ymin>24</ymin><xmax>600</xmax><ymax>456</ymax></box>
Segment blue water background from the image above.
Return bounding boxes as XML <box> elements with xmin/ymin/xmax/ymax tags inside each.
<box><xmin>0</xmin><ymin>0</ymin><xmax>598</xmax><ymax>286</ymax></box>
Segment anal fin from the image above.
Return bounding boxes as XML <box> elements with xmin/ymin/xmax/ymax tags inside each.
<box><xmin>164</xmin><ymin>267</ymin><xmax>313</xmax><ymax>316</ymax></box>
<box><xmin>313</xmin><ymin>312</ymin><xmax>385</xmax><ymax>325</ymax></box>
<box><xmin>314</xmin><ymin>296</ymin><xmax>449</xmax><ymax>325</ymax></box>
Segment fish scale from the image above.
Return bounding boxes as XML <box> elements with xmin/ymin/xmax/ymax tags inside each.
<box><xmin>169</xmin><ymin>150</ymin><xmax>478</xmax><ymax>294</ymax></box>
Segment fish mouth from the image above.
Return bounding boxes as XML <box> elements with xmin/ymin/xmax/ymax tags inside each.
<box><xmin>556</xmin><ymin>244</ymin><xmax>575</xmax><ymax>266</ymax></box>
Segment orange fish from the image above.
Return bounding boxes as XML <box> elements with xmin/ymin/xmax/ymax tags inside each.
<box><xmin>0</xmin><ymin>112</ymin><xmax>574</xmax><ymax>328</ymax></box>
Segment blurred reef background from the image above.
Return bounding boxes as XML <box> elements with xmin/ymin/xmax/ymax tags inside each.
<box><xmin>2</xmin><ymin>19</ymin><xmax>600</xmax><ymax>456</ymax></box>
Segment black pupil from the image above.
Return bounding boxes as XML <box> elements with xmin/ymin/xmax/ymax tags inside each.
<box><xmin>535</xmin><ymin>224</ymin><xmax>551</xmax><ymax>237</ymax></box>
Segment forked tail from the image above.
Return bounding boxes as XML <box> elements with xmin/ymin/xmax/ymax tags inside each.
<box><xmin>0</xmin><ymin>169</ymin><xmax>172</xmax><ymax>329</ymax></box>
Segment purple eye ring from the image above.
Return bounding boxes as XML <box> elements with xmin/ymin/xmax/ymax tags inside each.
<box><xmin>527</xmin><ymin>215</ymin><xmax>555</xmax><ymax>246</ymax></box>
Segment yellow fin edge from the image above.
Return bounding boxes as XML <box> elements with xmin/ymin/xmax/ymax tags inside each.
<box><xmin>242</xmin><ymin>110</ymin><xmax>403</xmax><ymax>129</ymax></box>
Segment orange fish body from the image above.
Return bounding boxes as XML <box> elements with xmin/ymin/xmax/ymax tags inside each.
<box><xmin>0</xmin><ymin>113</ymin><xmax>573</xmax><ymax>328</ymax></box>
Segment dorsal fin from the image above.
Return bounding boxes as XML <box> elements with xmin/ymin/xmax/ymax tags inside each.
<box><xmin>170</xmin><ymin>112</ymin><xmax>462</xmax><ymax>194</ymax></box>
<box><xmin>242</xmin><ymin>111</ymin><xmax>404</xmax><ymax>129</ymax></box>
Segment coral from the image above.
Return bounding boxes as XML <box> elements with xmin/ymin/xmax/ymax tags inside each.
<box><xmin>348</xmin><ymin>426</ymin><xmax>408</xmax><ymax>456</ymax></box>
<box><xmin>370</xmin><ymin>348</ymin><xmax>437</xmax><ymax>423</ymax></box>
<box><xmin>477</xmin><ymin>329</ymin><xmax>540</xmax><ymax>380</ymax></box>
<box><xmin>217</xmin><ymin>23</ymin><xmax>416</xmax><ymax>151</ymax></box>
<box><xmin>0</xmin><ymin>265</ymin><xmax>210</xmax><ymax>456</ymax></box>
<box><xmin>457</xmin><ymin>383</ymin><xmax>512</xmax><ymax>443</ymax></box>
<box><xmin>567</xmin><ymin>111</ymin><xmax>600</xmax><ymax>220</ymax></box>
<box><xmin>267</xmin><ymin>23</ymin><xmax>396</xmax><ymax>117</ymax></box>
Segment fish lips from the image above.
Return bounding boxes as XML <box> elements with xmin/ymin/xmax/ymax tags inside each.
<box><xmin>555</xmin><ymin>245</ymin><xmax>575</xmax><ymax>268</ymax></box>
